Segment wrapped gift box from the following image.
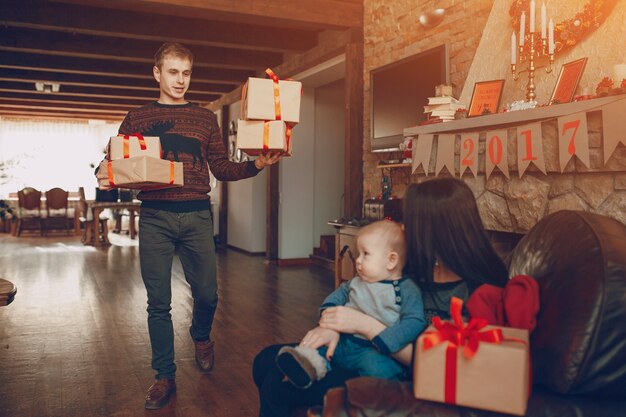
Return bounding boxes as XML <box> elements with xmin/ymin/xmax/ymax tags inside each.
<box><xmin>414</xmin><ymin>323</ymin><xmax>530</xmax><ymax>416</ymax></box>
<box><xmin>97</xmin><ymin>157</ymin><xmax>183</xmax><ymax>190</ymax></box>
<box><xmin>241</xmin><ymin>77</ymin><xmax>301</xmax><ymax>123</ymax></box>
<box><xmin>236</xmin><ymin>119</ymin><xmax>292</xmax><ymax>156</ymax></box>
<box><xmin>109</xmin><ymin>135</ymin><xmax>162</xmax><ymax>160</ymax></box>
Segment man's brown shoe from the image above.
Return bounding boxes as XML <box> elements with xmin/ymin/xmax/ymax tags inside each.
<box><xmin>190</xmin><ymin>328</ymin><xmax>215</xmax><ymax>372</ymax></box>
<box><xmin>144</xmin><ymin>379</ymin><xmax>176</xmax><ymax>410</ymax></box>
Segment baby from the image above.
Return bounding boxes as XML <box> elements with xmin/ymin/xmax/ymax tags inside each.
<box><xmin>276</xmin><ymin>220</ymin><xmax>426</xmax><ymax>388</ymax></box>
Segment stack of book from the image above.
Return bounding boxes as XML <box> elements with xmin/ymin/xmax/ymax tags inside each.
<box><xmin>421</xmin><ymin>96</ymin><xmax>464</xmax><ymax>124</ymax></box>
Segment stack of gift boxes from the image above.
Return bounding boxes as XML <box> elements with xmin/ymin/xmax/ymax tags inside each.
<box><xmin>97</xmin><ymin>134</ymin><xmax>184</xmax><ymax>190</ymax></box>
<box><xmin>237</xmin><ymin>69</ymin><xmax>302</xmax><ymax>156</ymax></box>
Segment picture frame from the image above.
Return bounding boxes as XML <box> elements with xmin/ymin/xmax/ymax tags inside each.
<box><xmin>467</xmin><ymin>79</ymin><xmax>505</xmax><ymax>117</ymax></box>
<box><xmin>549</xmin><ymin>57</ymin><xmax>588</xmax><ymax>105</ymax></box>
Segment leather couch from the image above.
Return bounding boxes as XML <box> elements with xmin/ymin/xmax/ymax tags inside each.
<box><xmin>315</xmin><ymin>210</ymin><xmax>626</xmax><ymax>417</ymax></box>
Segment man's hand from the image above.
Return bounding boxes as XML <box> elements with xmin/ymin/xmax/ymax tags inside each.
<box><xmin>254</xmin><ymin>151</ymin><xmax>283</xmax><ymax>169</ymax></box>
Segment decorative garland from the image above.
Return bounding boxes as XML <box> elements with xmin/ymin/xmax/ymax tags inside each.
<box><xmin>509</xmin><ymin>0</ymin><xmax>618</xmax><ymax>55</ymax></box>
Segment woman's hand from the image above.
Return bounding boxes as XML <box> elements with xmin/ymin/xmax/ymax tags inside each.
<box><xmin>254</xmin><ymin>151</ymin><xmax>283</xmax><ymax>169</ymax></box>
<box><xmin>319</xmin><ymin>306</ymin><xmax>386</xmax><ymax>338</ymax></box>
<box><xmin>300</xmin><ymin>326</ymin><xmax>340</xmax><ymax>360</ymax></box>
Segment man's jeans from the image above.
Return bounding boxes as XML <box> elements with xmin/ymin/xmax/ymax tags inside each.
<box><xmin>138</xmin><ymin>207</ymin><xmax>216</xmax><ymax>380</ymax></box>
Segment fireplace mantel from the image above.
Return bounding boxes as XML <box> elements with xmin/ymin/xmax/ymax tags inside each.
<box><xmin>402</xmin><ymin>95</ymin><xmax>626</xmax><ymax>233</ymax></box>
<box><xmin>404</xmin><ymin>95</ymin><xmax>625</xmax><ymax>136</ymax></box>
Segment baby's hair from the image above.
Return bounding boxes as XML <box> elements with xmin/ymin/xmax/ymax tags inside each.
<box><xmin>358</xmin><ymin>220</ymin><xmax>407</xmax><ymax>266</ymax></box>
<box><xmin>154</xmin><ymin>42</ymin><xmax>194</xmax><ymax>70</ymax></box>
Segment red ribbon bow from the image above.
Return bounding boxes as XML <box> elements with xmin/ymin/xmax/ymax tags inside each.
<box><xmin>423</xmin><ymin>297</ymin><xmax>504</xmax><ymax>359</ymax></box>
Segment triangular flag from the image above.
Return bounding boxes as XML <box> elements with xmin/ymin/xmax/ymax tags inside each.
<box><xmin>557</xmin><ymin>112</ymin><xmax>590</xmax><ymax>172</ymax></box>
<box><xmin>516</xmin><ymin>122</ymin><xmax>546</xmax><ymax>177</ymax></box>
<box><xmin>602</xmin><ymin>98</ymin><xmax>626</xmax><ymax>164</ymax></box>
<box><xmin>485</xmin><ymin>129</ymin><xmax>510</xmax><ymax>179</ymax></box>
<box><xmin>459</xmin><ymin>132</ymin><xmax>479</xmax><ymax>178</ymax></box>
<box><xmin>412</xmin><ymin>134</ymin><xmax>434</xmax><ymax>175</ymax></box>
<box><xmin>436</xmin><ymin>134</ymin><xmax>456</xmax><ymax>176</ymax></box>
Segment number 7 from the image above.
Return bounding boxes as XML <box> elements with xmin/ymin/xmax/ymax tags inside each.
<box><xmin>561</xmin><ymin>119</ymin><xmax>581</xmax><ymax>155</ymax></box>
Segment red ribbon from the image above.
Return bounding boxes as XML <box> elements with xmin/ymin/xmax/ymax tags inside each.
<box><xmin>116</xmin><ymin>133</ymin><xmax>147</xmax><ymax>159</ymax></box>
<box><xmin>265</xmin><ymin>68</ymin><xmax>282</xmax><ymax>121</ymax></box>
<box><xmin>422</xmin><ymin>296</ymin><xmax>504</xmax><ymax>404</ymax></box>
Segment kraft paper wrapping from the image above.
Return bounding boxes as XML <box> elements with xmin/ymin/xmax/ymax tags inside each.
<box><xmin>236</xmin><ymin>119</ymin><xmax>291</xmax><ymax>156</ymax></box>
<box><xmin>109</xmin><ymin>136</ymin><xmax>162</xmax><ymax>160</ymax></box>
<box><xmin>241</xmin><ymin>77</ymin><xmax>302</xmax><ymax>123</ymax></box>
<box><xmin>414</xmin><ymin>325</ymin><xmax>530</xmax><ymax>416</ymax></box>
<box><xmin>97</xmin><ymin>157</ymin><xmax>183</xmax><ymax>190</ymax></box>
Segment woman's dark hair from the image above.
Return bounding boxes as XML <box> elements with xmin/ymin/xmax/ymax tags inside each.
<box><xmin>403</xmin><ymin>177</ymin><xmax>508</xmax><ymax>292</ymax></box>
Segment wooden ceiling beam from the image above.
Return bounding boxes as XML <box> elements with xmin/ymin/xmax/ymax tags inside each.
<box><xmin>0</xmin><ymin>27</ymin><xmax>283</xmax><ymax>70</ymax></box>
<box><xmin>0</xmin><ymin>111</ymin><xmax>125</xmax><ymax>122</ymax></box>
<box><xmin>49</xmin><ymin>0</ymin><xmax>362</xmax><ymax>30</ymax></box>
<box><xmin>0</xmin><ymin>52</ymin><xmax>253</xmax><ymax>85</ymax></box>
<box><xmin>1</xmin><ymin>0</ymin><xmax>318</xmax><ymax>53</ymax></box>
<box><xmin>0</xmin><ymin>69</ymin><xmax>234</xmax><ymax>95</ymax></box>
<box><xmin>0</xmin><ymin>97</ymin><xmax>139</xmax><ymax>110</ymax></box>
<box><xmin>0</xmin><ymin>88</ymin><xmax>219</xmax><ymax>106</ymax></box>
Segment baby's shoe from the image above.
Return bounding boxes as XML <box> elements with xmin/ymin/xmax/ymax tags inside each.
<box><xmin>276</xmin><ymin>346</ymin><xmax>328</xmax><ymax>389</ymax></box>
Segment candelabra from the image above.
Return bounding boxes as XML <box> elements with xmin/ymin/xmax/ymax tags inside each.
<box><xmin>510</xmin><ymin>1</ymin><xmax>555</xmax><ymax>102</ymax></box>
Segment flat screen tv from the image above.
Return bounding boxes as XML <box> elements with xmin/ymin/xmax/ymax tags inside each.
<box><xmin>370</xmin><ymin>44</ymin><xmax>449</xmax><ymax>151</ymax></box>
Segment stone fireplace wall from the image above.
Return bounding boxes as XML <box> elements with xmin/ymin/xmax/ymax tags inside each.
<box><xmin>363</xmin><ymin>0</ymin><xmax>626</xmax><ymax>232</ymax></box>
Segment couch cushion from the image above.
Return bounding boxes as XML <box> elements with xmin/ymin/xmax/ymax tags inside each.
<box><xmin>508</xmin><ymin>210</ymin><xmax>626</xmax><ymax>397</ymax></box>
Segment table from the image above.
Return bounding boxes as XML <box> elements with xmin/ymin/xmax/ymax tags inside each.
<box><xmin>87</xmin><ymin>201</ymin><xmax>141</xmax><ymax>248</ymax></box>
<box><xmin>0</xmin><ymin>278</ymin><xmax>16</xmax><ymax>306</ymax></box>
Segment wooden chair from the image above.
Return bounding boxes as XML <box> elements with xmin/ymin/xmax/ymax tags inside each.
<box><xmin>78</xmin><ymin>187</ymin><xmax>109</xmax><ymax>245</ymax></box>
<box><xmin>44</xmin><ymin>187</ymin><xmax>72</xmax><ymax>235</ymax></box>
<box><xmin>16</xmin><ymin>187</ymin><xmax>43</xmax><ymax>236</ymax></box>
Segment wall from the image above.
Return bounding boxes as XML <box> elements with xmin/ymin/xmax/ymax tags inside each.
<box><xmin>226</xmin><ymin>102</ymin><xmax>267</xmax><ymax>253</ymax></box>
<box><xmin>460</xmin><ymin>0</ymin><xmax>626</xmax><ymax>106</ymax></box>
<box><xmin>313</xmin><ymin>79</ymin><xmax>346</xmax><ymax>239</ymax></box>
<box><xmin>363</xmin><ymin>0</ymin><xmax>494</xmax><ymax>200</ymax></box>
<box><xmin>363</xmin><ymin>0</ymin><xmax>626</xmax><ymax>216</ymax></box>
<box><xmin>226</xmin><ymin>77</ymin><xmax>345</xmax><ymax>258</ymax></box>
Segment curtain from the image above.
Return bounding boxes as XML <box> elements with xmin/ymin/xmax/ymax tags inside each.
<box><xmin>0</xmin><ymin>118</ymin><xmax>120</xmax><ymax>199</ymax></box>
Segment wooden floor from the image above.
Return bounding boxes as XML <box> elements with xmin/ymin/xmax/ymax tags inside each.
<box><xmin>0</xmin><ymin>232</ymin><xmax>335</xmax><ymax>417</ymax></box>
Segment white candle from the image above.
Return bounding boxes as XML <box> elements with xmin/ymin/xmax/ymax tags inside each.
<box><xmin>614</xmin><ymin>64</ymin><xmax>626</xmax><ymax>82</ymax></box>
<box><xmin>511</xmin><ymin>32</ymin><xmax>517</xmax><ymax>64</ymax></box>
<box><xmin>530</xmin><ymin>0</ymin><xmax>536</xmax><ymax>32</ymax></box>
<box><xmin>548</xmin><ymin>18</ymin><xmax>555</xmax><ymax>54</ymax></box>
<box><xmin>520</xmin><ymin>12</ymin><xmax>526</xmax><ymax>46</ymax></box>
<box><xmin>541</xmin><ymin>2</ymin><xmax>547</xmax><ymax>39</ymax></box>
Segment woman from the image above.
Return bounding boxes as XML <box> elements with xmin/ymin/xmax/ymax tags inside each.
<box><xmin>252</xmin><ymin>177</ymin><xmax>509</xmax><ymax>417</ymax></box>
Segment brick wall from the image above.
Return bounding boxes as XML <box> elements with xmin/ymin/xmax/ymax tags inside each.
<box><xmin>363</xmin><ymin>0</ymin><xmax>495</xmax><ymax>200</ymax></box>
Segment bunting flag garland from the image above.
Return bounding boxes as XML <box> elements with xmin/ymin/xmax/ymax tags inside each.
<box><xmin>516</xmin><ymin>122</ymin><xmax>546</xmax><ymax>177</ymax></box>
<box><xmin>485</xmin><ymin>129</ymin><xmax>510</xmax><ymax>179</ymax></box>
<box><xmin>557</xmin><ymin>112</ymin><xmax>590</xmax><ymax>172</ymax></box>
<box><xmin>460</xmin><ymin>133</ymin><xmax>479</xmax><ymax>178</ymax></box>
<box><xmin>412</xmin><ymin>134</ymin><xmax>434</xmax><ymax>175</ymax></box>
<box><xmin>413</xmin><ymin>98</ymin><xmax>621</xmax><ymax>179</ymax></box>
<box><xmin>436</xmin><ymin>134</ymin><xmax>456</xmax><ymax>176</ymax></box>
<box><xmin>602</xmin><ymin>99</ymin><xmax>626</xmax><ymax>164</ymax></box>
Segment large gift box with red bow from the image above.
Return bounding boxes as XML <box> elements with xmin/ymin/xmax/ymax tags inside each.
<box><xmin>109</xmin><ymin>134</ymin><xmax>162</xmax><ymax>160</ymax></box>
<box><xmin>241</xmin><ymin>68</ymin><xmax>302</xmax><ymax>123</ymax></box>
<box><xmin>97</xmin><ymin>156</ymin><xmax>183</xmax><ymax>190</ymax></box>
<box><xmin>236</xmin><ymin>119</ymin><xmax>292</xmax><ymax>156</ymax></box>
<box><xmin>413</xmin><ymin>297</ymin><xmax>530</xmax><ymax>416</ymax></box>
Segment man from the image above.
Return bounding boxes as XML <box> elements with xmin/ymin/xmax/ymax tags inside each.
<box><xmin>99</xmin><ymin>42</ymin><xmax>281</xmax><ymax>409</ymax></box>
